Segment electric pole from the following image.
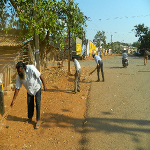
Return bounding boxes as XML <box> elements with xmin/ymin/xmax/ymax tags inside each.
<box><xmin>68</xmin><ymin>29</ymin><xmax>70</xmax><ymax>73</ymax></box>
<box><xmin>85</xmin><ymin>16</ymin><xmax>87</xmax><ymax>57</ymax></box>
<box><xmin>111</xmin><ymin>34</ymin><xmax>113</xmax><ymax>53</ymax></box>
<box><xmin>68</xmin><ymin>0</ymin><xmax>71</xmax><ymax>73</ymax></box>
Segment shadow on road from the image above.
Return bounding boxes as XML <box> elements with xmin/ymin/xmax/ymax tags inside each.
<box><xmin>6</xmin><ymin>115</ymin><xmax>35</xmax><ymax>128</ymax></box>
<box><xmin>109</xmin><ymin>66</ymin><xmax>123</xmax><ymax>69</ymax></box>
<box><xmin>42</xmin><ymin>87</ymin><xmax>73</xmax><ymax>94</ymax></box>
<box><xmin>38</xmin><ymin>113</ymin><xmax>150</xmax><ymax>150</ymax></box>
<box><xmin>137</xmin><ymin>65</ymin><xmax>144</xmax><ymax>66</ymax></box>
<box><xmin>138</xmin><ymin>71</ymin><xmax>150</xmax><ymax>72</ymax></box>
<box><xmin>8</xmin><ymin>113</ymin><xmax>150</xmax><ymax>133</ymax></box>
<box><xmin>6</xmin><ymin>111</ymin><xmax>150</xmax><ymax>149</ymax></box>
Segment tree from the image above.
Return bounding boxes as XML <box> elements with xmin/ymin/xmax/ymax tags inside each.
<box><xmin>132</xmin><ymin>41</ymin><xmax>141</xmax><ymax>49</ymax></box>
<box><xmin>0</xmin><ymin>0</ymin><xmax>15</xmax><ymax>30</ymax></box>
<box><xmin>93</xmin><ymin>31</ymin><xmax>106</xmax><ymax>47</ymax></box>
<box><xmin>113</xmin><ymin>42</ymin><xmax>122</xmax><ymax>54</ymax></box>
<box><xmin>1</xmin><ymin>0</ymin><xmax>85</xmax><ymax>68</ymax></box>
<box><xmin>134</xmin><ymin>24</ymin><xmax>150</xmax><ymax>49</ymax></box>
<box><xmin>1</xmin><ymin>0</ymin><xmax>84</xmax><ymax>44</ymax></box>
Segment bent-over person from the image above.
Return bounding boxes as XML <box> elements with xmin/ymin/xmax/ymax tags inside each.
<box><xmin>72</xmin><ymin>56</ymin><xmax>81</xmax><ymax>93</ymax></box>
<box><xmin>10</xmin><ymin>61</ymin><xmax>47</xmax><ymax>129</ymax></box>
<box><xmin>90</xmin><ymin>54</ymin><xmax>104</xmax><ymax>82</ymax></box>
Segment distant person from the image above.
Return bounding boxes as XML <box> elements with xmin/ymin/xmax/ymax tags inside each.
<box><xmin>122</xmin><ymin>50</ymin><xmax>128</xmax><ymax>64</ymax></box>
<box><xmin>72</xmin><ymin>56</ymin><xmax>81</xmax><ymax>93</ymax></box>
<box><xmin>98</xmin><ymin>47</ymin><xmax>100</xmax><ymax>56</ymax></box>
<box><xmin>98</xmin><ymin>48</ymin><xmax>100</xmax><ymax>57</ymax></box>
<box><xmin>144</xmin><ymin>50</ymin><xmax>149</xmax><ymax>66</ymax></box>
<box><xmin>103</xmin><ymin>48</ymin><xmax>105</xmax><ymax>56</ymax></box>
<box><xmin>100</xmin><ymin>50</ymin><xmax>102</xmax><ymax>58</ymax></box>
<box><xmin>89</xmin><ymin>54</ymin><xmax>104</xmax><ymax>82</ymax></box>
<box><xmin>98</xmin><ymin>51</ymin><xmax>100</xmax><ymax>57</ymax></box>
<box><xmin>10</xmin><ymin>61</ymin><xmax>47</xmax><ymax>129</ymax></box>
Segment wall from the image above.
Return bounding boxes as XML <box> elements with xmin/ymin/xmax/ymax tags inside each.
<box><xmin>88</xmin><ymin>40</ymin><xmax>96</xmax><ymax>56</ymax></box>
<box><xmin>76</xmin><ymin>37</ymin><xmax>82</xmax><ymax>56</ymax></box>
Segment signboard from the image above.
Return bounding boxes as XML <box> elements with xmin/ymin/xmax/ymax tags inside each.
<box><xmin>76</xmin><ymin>44</ymin><xmax>82</xmax><ymax>56</ymax></box>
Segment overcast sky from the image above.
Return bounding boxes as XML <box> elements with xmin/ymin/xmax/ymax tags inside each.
<box><xmin>74</xmin><ymin>0</ymin><xmax>150</xmax><ymax>44</ymax></box>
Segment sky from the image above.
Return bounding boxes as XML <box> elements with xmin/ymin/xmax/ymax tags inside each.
<box><xmin>74</xmin><ymin>0</ymin><xmax>150</xmax><ymax>44</ymax></box>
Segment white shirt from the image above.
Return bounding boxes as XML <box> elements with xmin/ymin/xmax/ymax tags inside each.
<box><xmin>74</xmin><ymin>59</ymin><xmax>81</xmax><ymax>71</ymax></box>
<box><xmin>94</xmin><ymin>55</ymin><xmax>102</xmax><ymax>64</ymax></box>
<box><xmin>16</xmin><ymin>65</ymin><xmax>41</xmax><ymax>96</ymax></box>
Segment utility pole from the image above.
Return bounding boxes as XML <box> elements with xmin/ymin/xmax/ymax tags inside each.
<box><xmin>33</xmin><ymin>0</ymin><xmax>40</xmax><ymax>71</ymax></box>
<box><xmin>85</xmin><ymin>16</ymin><xmax>87</xmax><ymax>57</ymax></box>
<box><xmin>111</xmin><ymin>34</ymin><xmax>113</xmax><ymax>54</ymax></box>
<box><xmin>85</xmin><ymin>16</ymin><xmax>87</xmax><ymax>39</ymax></box>
<box><xmin>68</xmin><ymin>0</ymin><xmax>70</xmax><ymax>73</ymax></box>
<box><xmin>84</xmin><ymin>16</ymin><xmax>91</xmax><ymax>56</ymax></box>
<box><xmin>68</xmin><ymin>29</ymin><xmax>70</xmax><ymax>73</ymax></box>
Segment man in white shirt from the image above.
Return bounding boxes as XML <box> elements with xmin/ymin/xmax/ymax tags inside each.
<box><xmin>72</xmin><ymin>56</ymin><xmax>81</xmax><ymax>93</ymax></box>
<box><xmin>10</xmin><ymin>61</ymin><xmax>47</xmax><ymax>129</ymax></box>
<box><xmin>90</xmin><ymin>54</ymin><xmax>104</xmax><ymax>82</ymax></box>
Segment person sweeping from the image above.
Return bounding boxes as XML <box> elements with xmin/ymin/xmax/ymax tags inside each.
<box><xmin>72</xmin><ymin>56</ymin><xmax>81</xmax><ymax>93</ymax></box>
<box><xmin>89</xmin><ymin>54</ymin><xmax>104</xmax><ymax>82</ymax></box>
<box><xmin>10</xmin><ymin>61</ymin><xmax>47</xmax><ymax>129</ymax></box>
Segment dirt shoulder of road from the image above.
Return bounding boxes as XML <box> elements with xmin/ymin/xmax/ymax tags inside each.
<box><xmin>0</xmin><ymin>54</ymin><xmax>116</xmax><ymax>150</ymax></box>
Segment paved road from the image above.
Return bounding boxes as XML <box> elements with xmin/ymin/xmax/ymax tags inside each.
<box><xmin>81</xmin><ymin>55</ymin><xmax>150</xmax><ymax>150</ymax></box>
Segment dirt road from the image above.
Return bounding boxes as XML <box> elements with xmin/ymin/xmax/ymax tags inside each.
<box><xmin>81</xmin><ymin>55</ymin><xmax>150</xmax><ymax>150</ymax></box>
<box><xmin>1</xmin><ymin>54</ymin><xmax>150</xmax><ymax>150</ymax></box>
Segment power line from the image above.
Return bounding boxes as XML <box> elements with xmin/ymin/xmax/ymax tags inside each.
<box><xmin>88</xmin><ymin>14</ymin><xmax>150</xmax><ymax>22</ymax></box>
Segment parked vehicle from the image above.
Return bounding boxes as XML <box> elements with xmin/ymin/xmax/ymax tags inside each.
<box><xmin>134</xmin><ymin>52</ymin><xmax>143</xmax><ymax>56</ymax></box>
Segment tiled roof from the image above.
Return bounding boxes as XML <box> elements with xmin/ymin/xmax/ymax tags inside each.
<box><xmin>0</xmin><ymin>35</ymin><xmax>22</xmax><ymax>47</ymax></box>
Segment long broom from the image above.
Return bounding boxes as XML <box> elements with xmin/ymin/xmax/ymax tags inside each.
<box><xmin>0</xmin><ymin>106</ymin><xmax>12</xmax><ymax>125</ymax></box>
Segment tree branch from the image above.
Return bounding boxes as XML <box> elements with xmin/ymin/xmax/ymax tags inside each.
<box><xmin>9</xmin><ymin>0</ymin><xmax>20</xmax><ymax>12</ymax></box>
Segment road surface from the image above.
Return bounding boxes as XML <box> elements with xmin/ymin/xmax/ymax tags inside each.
<box><xmin>81</xmin><ymin>54</ymin><xmax>150</xmax><ymax>150</ymax></box>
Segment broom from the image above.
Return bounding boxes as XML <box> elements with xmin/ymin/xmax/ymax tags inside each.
<box><xmin>89</xmin><ymin>67</ymin><xmax>97</xmax><ymax>75</ymax></box>
<box><xmin>0</xmin><ymin>106</ymin><xmax>12</xmax><ymax>125</ymax></box>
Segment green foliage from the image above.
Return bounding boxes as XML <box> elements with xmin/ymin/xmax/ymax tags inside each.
<box><xmin>134</xmin><ymin>24</ymin><xmax>150</xmax><ymax>49</ymax></box>
<box><xmin>93</xmin><ymin>31</ymin><xmax>106</xmax><ymax>47</ymax></box>
<box><xmin>134</xmin><ymin>24</ymin><xmax>149</xmax><ymax>37</ymax></box>
<box><xmin>1</xmin><ymin>0</ymin><xmax>85</xmax><ymax>51</ymax></box>
<box><xmin>57</xmin><ymin>0</ymin><xmax>85</xmax><ymax>40</ymax></box>
<box><xmin>132</xmin><ymin>41</ymin><xmax>141</xmax><ymax>48</ymax></box>
<box><xmin>0</xmin><ymin>0</ymin><xmax>15</xmax><ymax>30</ymax></box>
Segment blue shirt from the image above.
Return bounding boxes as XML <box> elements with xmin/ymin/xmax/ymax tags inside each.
<box><xmin>122</xmin><ymin>52</ymin><xmax>128</xmax><ymax>59</ymax></box>
<box><xmin>94</xmin><ymin>55</ymin><xmax>102</xmax><ymax>64</ymax></box>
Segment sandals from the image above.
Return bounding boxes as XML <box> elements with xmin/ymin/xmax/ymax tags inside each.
<box><xmin>35</xmin><ymin>123</ymin><xmax>40</xmax><ymax>129</ymax></box>
<box><xmin>25</xmin><ymin>119</ymin><xmax>40</xmax><ymax>129</ymax></box>
<box><xmin>24</xmin><ymin>119</ymin><xmax>32</xmax><ymax>124</ymax></box>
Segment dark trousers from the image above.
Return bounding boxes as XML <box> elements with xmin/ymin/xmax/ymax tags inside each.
<box><xmin>27</xmin><ymin>88</ymin><xmax>41</xmax><ymax>121</ymax></box>
<box><xmin>97</xmin><ymin>60</ymin><xmax>104</xmax><ymax>81</ymax></box>
<box><xmin>74</xmin><ymin>69</ymin><xmax>81</xmax><ymax>92</ymax></box>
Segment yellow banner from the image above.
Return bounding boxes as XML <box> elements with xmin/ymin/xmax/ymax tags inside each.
<box><xmin>76</xmin><ymin>44</ymin><xmax>82</xmax><ymax>55</ymax></box>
